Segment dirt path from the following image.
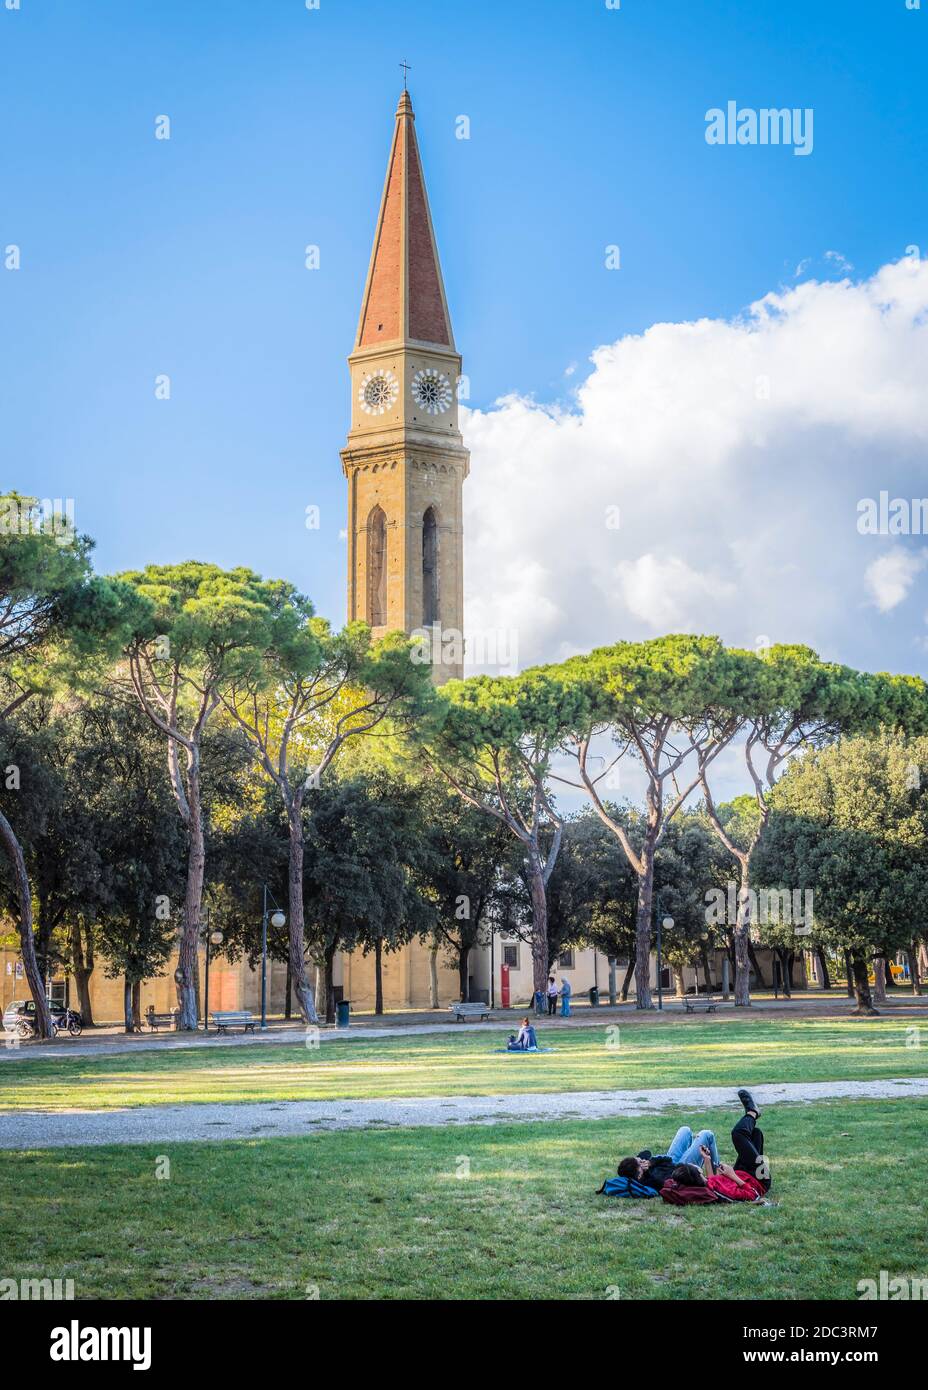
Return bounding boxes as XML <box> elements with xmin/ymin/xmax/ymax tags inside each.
<box><xmin>3</xmin><ymin>1076</ymin><xmax>926</xmax><ymax>1150</ymax></box>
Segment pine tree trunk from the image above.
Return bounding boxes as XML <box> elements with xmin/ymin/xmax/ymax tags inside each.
<box><xmin>285</xmin><ymin>958</ymin><xmax>292</xmax><ymax>1019</ymax></box>
<box><xmin>177</xmin><ymin>750</ymin><xmax>206</xmax><ymax>1030</ymax></box>
<box><xmin>620</xmin><ymin>959</ymin><xmax>634</xmax><ymax>1001</ymax></box>
<box><xmin>907</xmin><ymin>945</ymin><xmax>921</xmax><ymax>996</ymax></box>
<box><xmin>458</xmin><ymin>945</ymin><xmax>470</xmax><ymax>1001</ymax></box>
<box><xmin>844</xmin><ymin>950</ymin><xmax>855</xmax><ymax>997</ymax></box>
<box><xmin>286</xmin><ymin>809</ymin><xmax>319</xmax><ymax>1026</ymax></box>
<box><xmin>747</xmin><ymin>940</ymin><xmax>767</xmax><ymax>989</ymax></box>
<box><xmin>817</xmin><ymin>949</ymin><xmax>831</xmax><ymax>989</ymax></box>
<box><xmin>429</xmin><ymin>943</ymin><xmax>439</xmax><ymax>1008</ymax></box>
<box><xmin>69</xmin><ymin>922</ymin><xmax>95</xmax><ymax>1026</ymax></box>
<box><xmin>733</xmin><ymin>861</ymin><xmax>752</xmax><ymax>1006</ymax></box>
<box><xmin>672</xmin><ymin>967</ymin><xmax>685</xmax><ymax>997</ymax></box>
<box><xmin>0</xmin><ymin>808</ymin><xmax>54</xmax><ymax>1039</ymax></box>
<box><xmin>526</xmin><ymin>848</ymin><xmax>549</xmax><ymax>999</ymax></box>
<box><xmin>374</xmin><ymin>938</ymin><xmax>384</xmax><ymax>1015</ymax></box>
<box><xmin>191</xmin><ymin>944</ymin><xmax>201</xmax><ymax>1022</ymax></box>
<box><xmin>851</xmin><ymin>951</ymin><xmax>878</xmax><ymax>1015</ymax></box>
<box><xmin>700</xmin><ymin>944</ymin><xmax>713</xmax><ymax>993</ymax></box>
<box><xmin>314</xmin><ymin>957</ymin><xmax>326</xmax><ymax>1019</ymax></box>
<box><xmin>633</xmin><ymin>845</ymin><xmax>656</xmax><ymax>1010</ymax></box>
<box><xmin>872</xmin><ymin>957</ymin><xmax>887</xmax><ymax>1003</ymax></box>
<box><xmin>132</xmin><ymin>979</ymin><xmax>142</xmax><ymax>1031</ymax></box>
<box><xmin>123</xmin><ymin>979</ymin><xmax>134</xmax><ymax>1033</ymax></box>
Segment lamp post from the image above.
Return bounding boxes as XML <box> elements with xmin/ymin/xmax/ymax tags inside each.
<box><xmin>654</xmin><ymin>894</ymin><xmax>674</xmax><ymax>1011</ymax></box>
<box><xmin>203</xmin><ymin>920</ymin><xmax>223</xmax><ymax>1031</ymax></box>
<box><xmin>490</xmin><ymin>928</ymin><xmax>496</xmax><ymax>1011</ymax></box>
<box><xmin>261</xmin><ymin>884</ymin><xmax>286</xmax><ymax>1031</ymax></box>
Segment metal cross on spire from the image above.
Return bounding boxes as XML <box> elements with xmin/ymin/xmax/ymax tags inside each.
<box><xmin>399</xmin><ymin>58</ymin><xmax>411</xmax><ymax>90</ymax></box>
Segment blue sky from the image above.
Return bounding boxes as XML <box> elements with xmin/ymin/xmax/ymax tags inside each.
<box><xmin>2</xmin><ymin>0</ymin><xmax>926</xmax><ymax>644</ymax></box>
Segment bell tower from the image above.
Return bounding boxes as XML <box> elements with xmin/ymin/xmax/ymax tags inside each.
<box><xmin>341</xmin><ymin>88</ymin><xmax>469</xmax><ymax>681</ymax></box>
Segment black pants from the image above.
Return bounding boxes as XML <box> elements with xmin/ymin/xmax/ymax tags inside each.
<box><xmin>731</xmin><ymin>1113</ymin><xmax>770</xmax><ymax>1191</ymax></box>
<box><xmin>547</xmin><ymin>995</ymin><xmax>557</xmax><ymax>1015</ymax></box>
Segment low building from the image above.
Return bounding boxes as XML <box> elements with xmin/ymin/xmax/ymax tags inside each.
<box><xmin>1</xmin><ymin>934</ymin><xmax>808</xmax><ymax>1026</ymax></box>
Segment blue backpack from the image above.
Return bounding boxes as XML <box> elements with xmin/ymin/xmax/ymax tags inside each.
<box><xmin>597</xmin><ymin>1174</ymin><xmax>658</xmax><ymax>1199</ymax></box>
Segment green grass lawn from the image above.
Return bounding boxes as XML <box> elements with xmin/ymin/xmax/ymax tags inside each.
<box><xmin>3</xmin><ymin>1015</ymin><xmax>926</xmax><ymax>1111</ymax></box>
<box><xmin>5</xmin><ymin>1098</ymin><xmax>923</xmax><ymax>1299</ymax></box>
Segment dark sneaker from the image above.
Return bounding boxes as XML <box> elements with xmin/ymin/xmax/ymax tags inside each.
<box><xmin>738</xmin><ymin>1088</ymin><xmax>760</xmax><ymax>1116</ymax></box>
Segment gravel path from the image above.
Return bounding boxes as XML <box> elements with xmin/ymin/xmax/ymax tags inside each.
<box><xmin>3</xmin><ymin>1076</ymin><xmax>927</xmax><ymax>1150</ymax></box>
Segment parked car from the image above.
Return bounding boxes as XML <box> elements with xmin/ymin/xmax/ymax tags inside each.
<box><xmin>1</xmin><ymin>999</ymin><xmax>83</xmax><ymax>1039</ymax></box>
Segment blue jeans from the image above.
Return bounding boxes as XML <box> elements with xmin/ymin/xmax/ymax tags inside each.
<box><xmin>666</xmin><ymin>1125</ymin><xmax>719</xmax><ymax>1171</ymax></box>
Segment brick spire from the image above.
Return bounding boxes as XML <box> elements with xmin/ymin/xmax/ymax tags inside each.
<box><xmin>355</xmin><ymin>90</ymin><xmax>454</xmax><ymax>351</ymax></box>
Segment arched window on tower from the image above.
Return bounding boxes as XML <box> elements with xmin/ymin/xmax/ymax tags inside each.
<box><xmin>422</xmin><ymin>506</ymin><xmax>439</xmax><ymax>628</ymax></box>
<box><xmin>368</xmin><ymin>506</ymin><xmax>388</xmax><ymax>626</ymax></box>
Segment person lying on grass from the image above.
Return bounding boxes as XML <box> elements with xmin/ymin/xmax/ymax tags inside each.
<box><xmin>615</xmin><ymin>1090</ymin><xmax>768</xmax><ymax>1194</ymax></box>
<box><xmin>729</xmin><ymin>1089</ymin><xmax>770</xmax><ymax>1192</ymax></box>
<box><xmin>661</xmin><ymin>1090</ymin><xmax>770</xmax><ymax>1205</ymax></box>
<box><xmin>661</xmin><ymin>1158</ymin><xmax>766</xmax><ymax>1204</ymax></box>
<box><xmin>616</xmin><ymin>1125</ymin><xmax>721</xmax><ymax>1192</ymax></box>
<box><xmin>507</xmin><ymin>1018</ymin><xmax>539</xmax><ymax>1051</ymax></box>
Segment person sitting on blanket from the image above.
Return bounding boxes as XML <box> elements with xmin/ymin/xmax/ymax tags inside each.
<box><xmin>507</xmin><ymin>1017</ymin><xmax>538</xmax><ymax>1051</ymax></box>
<box><xmin>616</xmin><ymin>1124</ymin><xmax>722</xmax><ymax>1192</ymax></box>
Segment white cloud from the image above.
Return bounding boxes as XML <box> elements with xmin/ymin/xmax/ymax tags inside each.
<box><xmin>864</xmin><ymin>549</ymin><xmax>928</xmax><ymax>613</ymax></box>
<box><xmin>615</xmin><ymin>554</ymin><xmax>736</xmax><ymax>630</ymax></box>
<box><xmin>463</xmin><ymin>257</ymin><xmax>928</xmax><ymax>674</ymax></box>
<box><xmin>824</xmin><ymin>249</ymin><xmax>854</xmax><ymax>274</ymax></box>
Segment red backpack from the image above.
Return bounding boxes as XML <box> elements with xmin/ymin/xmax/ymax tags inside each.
<box><xmin>660</xmin><ymin>1178</ymin><xmax>719</xmax><ymax>1206</ymax></box>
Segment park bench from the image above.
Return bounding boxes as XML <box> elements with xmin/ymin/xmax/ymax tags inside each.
<box><xmin>210</xmin><ymin>1010</ymin><xmax>258</xmax><ymax>1034</ymax></box>
<box><xmin>683</xmin><ymin>995</ymin><xmax>719</xmax><ymax>1014</ymax></box>
<box><xmin>146</xmin><ymin>1011</ymin><xmax>178</xmax><ymax>1032</ymax></box>
<box><xmin>449</xmin><ymin>1001</ymin><xmax>493</xmax><ymax>1022</ymax></box>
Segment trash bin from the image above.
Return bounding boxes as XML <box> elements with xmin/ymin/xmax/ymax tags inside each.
<box><xmin>589</xmin><ymin>986</ymin><xmax>599</xmax><ymax>1007</ymax></box>
<box><xmin>336</xmin><ymin>999</ymin><xmax>351</xmax><ymax>1029</ymax></box>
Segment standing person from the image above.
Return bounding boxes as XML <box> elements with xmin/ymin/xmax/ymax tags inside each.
<box><xmin>560</xmin><ymin>976</ymin><xmax>572</xmax><ymax>1017</ymax></box>
<box><xmin>547</xmin><ymin>974</ymin><xmax>559</xmax><ymax>1016</ymax></box>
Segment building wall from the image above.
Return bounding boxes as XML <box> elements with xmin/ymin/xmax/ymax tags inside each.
<box><xmin>0</xmin><ymin>937</ymin><xmax>811</xmax><ymax>1026</ymax></box>
<box><xmin>340</xmin><ymin>939</ymin><xmax>461</xmax><ymax>1010</ymax></box>
<box><xmin>0</xmin><ymin>946</ymin><xmax>290</xmax><ymax>1026</ymax></box>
